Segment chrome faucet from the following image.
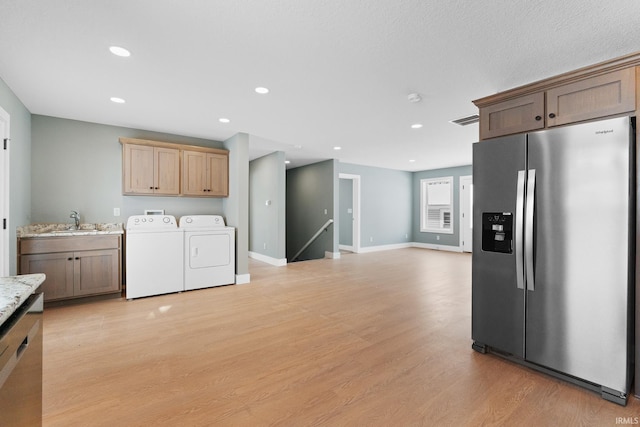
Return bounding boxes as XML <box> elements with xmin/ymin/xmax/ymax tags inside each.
<box><xmin>70</xmin><ymin>210</ymin><xmax>80</xmax><ymax>229</ymax></box>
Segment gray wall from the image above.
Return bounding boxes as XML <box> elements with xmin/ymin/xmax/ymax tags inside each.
<box><xmin>249</xmin><ymin>151</ymin><xmax>286</xmax><ymax>260</ymax></box>
<box><xmin>339</xmin><ymin>162</ymin><xmax>412</xmax><ymax>248</ymax></box>
<box><xmin>0</xmin><ymin>77</ymin><xmax>32</xmax><ymax>275</ymax></box>
<box><xmin>286</xmin><ymin>159</ymin><xmax>336</xmax><ymax>261</ymax></box>
<box><xmin>412</xmin><ymin>165</ymin><xmax>472</xmax><ymax>247</ymax></box>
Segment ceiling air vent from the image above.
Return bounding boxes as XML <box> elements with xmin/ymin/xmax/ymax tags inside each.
<box><xmin>450</xmin><ymin>114</ymin><xmax>479</xmax><ymax>126</ymax></box>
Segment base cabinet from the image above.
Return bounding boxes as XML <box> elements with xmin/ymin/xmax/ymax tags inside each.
<box><xmin>19</xmin><ymin>235</ymin><xmax>122</xmax><ymax>302</ymax></box>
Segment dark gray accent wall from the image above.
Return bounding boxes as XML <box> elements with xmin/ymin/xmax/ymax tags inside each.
<box><xmin>286</xmin><ymin>160</ymin><xmax>336</xmax><ymax>261</ymax></box>
<box><xmin>339</xmin><ymin>163</ymin><xmax>412</xmax><ymax>248</ymax></box>
<box><xmin>249</xmin><ymin>151</ymin><xmax>286</xmax><ymax>259</ymax></box>
<box><xmin>412</xmin><ymin>165</ymin><xmax>472</xmax><ymax>247</ymax></box>
<box><xmin>0</xmin><ymin>77</ymin><xmax>32</xmax><ymax>274</ymax></box>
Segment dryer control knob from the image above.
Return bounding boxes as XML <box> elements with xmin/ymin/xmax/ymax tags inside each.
<box><xmin>186</xmin><ymin>217</ymin><xmax>193</xmax><ymax>223</ymax></box>
<box><xmin>163</xmin><ymin>217</ymin><xmax>170</xmax><ymax>223</ymax></box>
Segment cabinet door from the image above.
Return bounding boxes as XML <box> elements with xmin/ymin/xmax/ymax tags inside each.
<box><xmin>546</xmin><ymin>68</ymin><xmax>636</xmax><ymax>127</ymax></box>
<box><xmin>74</xmin><ymin>249</ymin><xmax>121</xmax><ymax>296</ymax></box>
<box><xmin>207</xmin><ymin>153</ymin><xmax>229</xmax><ymax>197</ymax></box>
<box><xmin>479</xmin><ymin>93</ymin><xmax>545</xmax><ymax>140</ymax></box>
<box><xmin>182</xmin><ymin>150</ymin><xmax>208</xmax><ymax>195</ymax></box>
<box><xmin>21</xmin><ymin>253</ymin><xmax>74</xmax><ymax>301</ymax></box>
<box><xmin>123</xmin><ymin>144</ymin><xmax>155</xmax><ymax>194</ymax></box>
<box><xmin>154</xmin><ymin>147</ymin><xmax>181</xmax><ymax>195</ymax></box>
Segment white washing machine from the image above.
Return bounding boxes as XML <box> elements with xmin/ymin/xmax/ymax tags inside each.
<box><xmin>179</xmin><ymin>215</ymin><xmax>235</xmax><ymax>290</ymax></box>
<box><xmin>126</xmin><ymin>215</ymin><xmax>184</xmax><ymax>299</ymax></box>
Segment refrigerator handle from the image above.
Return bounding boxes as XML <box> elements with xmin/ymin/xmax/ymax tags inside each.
<box><xmin>515</xmin><ymin>170</ymin><xmax>526</xmax><ymax>290</ymax></box>
<box><xmin>525</xmin><ymin>169</ymin><xmax>536</xmax><ymax>291</ymax></box>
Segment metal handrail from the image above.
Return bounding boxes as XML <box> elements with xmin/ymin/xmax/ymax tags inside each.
<box><xmin>290</xmin><ymin>219</ymin><xmax>334</xmax><ymax>262</ymax></box>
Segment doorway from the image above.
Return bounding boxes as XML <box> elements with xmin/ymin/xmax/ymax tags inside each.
<box><xmin>338</xmin><ymin>173</ymin><xmax>360</xmax><ymax>253</ymax></box>
<box><xmin>460</xmin><ymin>175</ymin><xmax>472</xmax><ymax>252</ymax></box>
<box><xmin>0</xmin><ymin>105</ymin><xmax>9</xmax><ymax>276</ymax></box>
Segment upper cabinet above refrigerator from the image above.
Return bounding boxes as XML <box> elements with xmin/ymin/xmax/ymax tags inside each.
<box><xmin>475</xmin><ymin>60</ymin><xmax>638</xmax><ymax>140</ymax></box>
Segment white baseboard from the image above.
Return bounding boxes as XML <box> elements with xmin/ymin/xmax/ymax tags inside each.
<box><xmin>325</xmin><ymin>251</ymin><xmax>341</xmax><ymax>259</ymax></box>
<box><xmin>235</xmin><ymin>274</ymin><xmax>251</xmax><ymax>284</ymax></box>
<box><xmin>339</xmin><ymin>244</ymin><xmax>355</xmax><ymax>252</ymax></box>
<box><xmin>248</xmin><ymin>251</ymin><xmax>287</xmax><ymax>266</ymax></box>
<box><xmin>358</xmin><ymin>242</ymin><xmax>412</xmax><ymax>253</ymax></box>
<box><xmin>411</xmin><ymin>242</ymin><xmax>463</xmax><ymax>253</ymax></box>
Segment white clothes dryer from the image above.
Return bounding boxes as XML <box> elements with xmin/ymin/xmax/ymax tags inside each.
<box><xmin>125</xmin><ymin>215</ymin><xmax>184</xmax><ymax>299</ymax></box>
<box><xmin>179</xmin><ymin>215</ymin><xmax>235</xmax><ymax>290</ymax></box>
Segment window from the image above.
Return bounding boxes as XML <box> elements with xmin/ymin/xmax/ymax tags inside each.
<box><xmin>421</xmin><ymin>176</ymin><xmax>454</xmax><ymax>234</ymax></box>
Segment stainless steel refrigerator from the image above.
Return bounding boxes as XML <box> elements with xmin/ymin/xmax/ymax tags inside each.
<box><xmin>472</xmin><ymin>116</ymin><xmax>635</xmax><ymax>405</ymax></box>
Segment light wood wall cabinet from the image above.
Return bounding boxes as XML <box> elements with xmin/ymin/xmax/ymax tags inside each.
<box><xmin>474</xmin><ymin>54</ymin><xmax>640</xmax><ymax>140</ymax></box>
<box><xmin>123</xmin><ymin>144</ymin><xmax>181</xmax><ymax>195</ymax></box>
<box><xmin>182</xmin><ymin>150</ymin><xmax>229</xmax><ymax>197</ymax></box>
<box><xmin>19</xmin><ymin>235</ymin><xmax>122</xmax><ymax>302</ymax></box>
<box><xmin>120</xmin><ymin>137</ymin><xmax>229</xmax><ymax>197</ymax></box>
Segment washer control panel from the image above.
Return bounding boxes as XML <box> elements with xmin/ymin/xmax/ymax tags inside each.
<box><xmin>126</xmin><ymin>215</ymin><xmax>178</xmax><ymax>230</ymax></box>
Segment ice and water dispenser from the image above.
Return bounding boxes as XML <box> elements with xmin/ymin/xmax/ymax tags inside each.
<box><xmin>482</xmin><ymin>213</ymin><xmax>513</xmax><ymax>253</ymax></box>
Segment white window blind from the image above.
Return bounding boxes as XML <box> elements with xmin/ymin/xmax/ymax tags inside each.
<box><xmin>421</xmin><ymin>177</ymin><xmax>454</xmax><ymax>234</ymax></box>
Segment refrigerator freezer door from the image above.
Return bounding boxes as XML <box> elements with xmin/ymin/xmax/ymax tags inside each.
<box><xmin>472</xmin><ymin>134</ymin><xmax>527</xmax><ymax>357</ymax></box>
<box><xmin>526</xmin><ymin>116</ymin><xmax>632</xmax><ymax>393</ymax></box>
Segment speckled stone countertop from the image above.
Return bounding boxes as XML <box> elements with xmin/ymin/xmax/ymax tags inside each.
<box><xmin>17</xmin><ymin>223</ymin><xmax>124</xmax><ymax>238</ymax></box>
<box><xmin>0</xmin><ymin>273</ymin><xmax>45</xmax><ymax>327</ymax></box>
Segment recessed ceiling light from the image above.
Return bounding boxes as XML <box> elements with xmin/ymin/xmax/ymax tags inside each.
<box><xmin>110</xmin><ymin>97</ymin><xmax>125</xmax><ymax>104</ymax></box>
<box><xmin>285</xmin><ymin>160</ymin><xmax>291</xmax><ymax>164</ymax></box>
<box><xmin>255</xmin><ymin>87</ymin><xmax>270</xmax><ymax>94</ymax></box>
<box><xmin>109</xmin><ymin>46</ymin><xmax>131</xmax><ymax>57</ymax></box>
<box><xmin>334</xmin><ymin>146</ymin><xmax>342</xmax><ymax>150</ymax></box>
<box><xmin>409</xmin><ymin>159</ymin><xmax>416</xmax><ymax>163</ymax></box>
<box><xmin>411</xmin><ymin>123</ymin><xmax>423</xmax><ymax>129</ymax></box>
<box><xmin>219</xmin><ymin>118</ymin><xmax>230</xmax><ymax>123</ymax></box>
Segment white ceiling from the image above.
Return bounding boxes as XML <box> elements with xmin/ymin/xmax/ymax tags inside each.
<box><xmin>1</xmin><ymin>1</ymin><xmax>640</xmax><ymax>171</ymax></box>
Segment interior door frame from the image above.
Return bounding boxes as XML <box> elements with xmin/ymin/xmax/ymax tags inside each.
<box><xmin>460</xmin><ymin>175</ymin><xmax>472</xmax><ymax>252</ymax></box>
<box><xmin>0</xmin><ymin>105</ymin><xmax>9</xmax><ymax>276</ymax></box>
<box><xmin>338</xmin><ymin>173</ymin><xmax>361</xmax><ymax>253</ymax></box>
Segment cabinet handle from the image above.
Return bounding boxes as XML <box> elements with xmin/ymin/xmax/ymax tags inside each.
<box><xmin>149</xmin><ymin>186</ymin><xmax>154</xmax><ymax>190</ymax></box>
<box><xmin>548</xmin><ymin>113</ymin><xmax>556</xmax><ymax>119</ymax></box>
<box><xmin>75</xmin><ymin>257</ymin><xmax>80</xmax><ymax>260</ymax></box>
<box><xmin>155</xmin><ymin>187</ymin><xmax>159</xmax><ymax>190</ymax></box>
<box><xmin>67</xmin><ymin>257</ymin><xmax>73</xmax><ymax>261</ymax></box>
<box><xmin>535</xmin><ymin>115</ymin><xmax>542</xmax><ymax>121</ymax></box>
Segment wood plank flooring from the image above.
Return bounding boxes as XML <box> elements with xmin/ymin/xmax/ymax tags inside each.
<box><xmin>42</xmin><ymin>248</ymin><xmax>640</xmax><ymax>426</ymax></box>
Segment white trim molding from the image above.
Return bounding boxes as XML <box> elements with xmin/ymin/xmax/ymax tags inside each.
<box><xmin>411</xmin><ymin>242</ymin><xmax>463</xmax><ymax>253</ymax></box>
<box><xmin>248</xmin><ymin>251</ymin><xmax>287</xmax><ymax>267</ymax></box>
<box><xmin>358</xmin><ymin>243</ymin><xmax>413</xmax><ymax>253</ymax></box>
<box><xmin>235</xmin><ymin>274</ymin><xmax>251</xmax><ymax>284</ymax></box>
<box><xmin>325</xmin><ymin>251</ymin><xmax>341</xmax><ymax>259</ymax></box>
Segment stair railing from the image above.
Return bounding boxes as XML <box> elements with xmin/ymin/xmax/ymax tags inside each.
<box><xmin>290</xmin><ymin>219</ymin><xmax>334</xmax><ymax>262</ymax></box>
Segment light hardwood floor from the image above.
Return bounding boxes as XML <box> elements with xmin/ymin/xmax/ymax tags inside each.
<box><xmin>42</xmin><ymin>248</ymin><xmax>640</xmax><ymax>426</ymax></box>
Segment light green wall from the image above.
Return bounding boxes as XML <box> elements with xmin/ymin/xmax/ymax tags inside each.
<box><xmin>249</xmin><ymin>151</ymin><xmax>286</xmax><ymax>260</ymax></box>
<box><xmin>0</xmin><ymin>77</ymin><xmax>32</xmax><ymax>274</ymax></box>
<box><xmin>31</xmin><ymin>115</ymin><xmax>226</xmax><ymax>223</ymax></box>
<box><xmin>30</xmin><ymin>115</ymin><xmax>250</xmax><ymax>279</ymax></box>
<box><xmin>412</xmin><ymin>165</ymin><xmax>472</xmax><ymax>247</ymax></box>
<box><xmin>223</xmin><ymin>133</ymin><xmax>250</xmax><ymax>277</ymax></box>
<box><xmin>339</xmin><ymin>162</ymin><xmax>413</xmax><ymax>248</ymax></box>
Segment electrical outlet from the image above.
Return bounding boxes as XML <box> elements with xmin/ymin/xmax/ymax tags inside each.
<box><xmin>370</xmin><ymin>237</ymin><xmax>373</xmax><ymax>242</ymax></box>
<box><xmin>263</xmin><ymin>243</ymin><xmax>267</xmax><ymax>250</ymax></box>
<box><xmin>114</xmin><ymin>208</ymin><xmax>120</xmax><ymax>216</ymax></box>
<box><xmin>436</xmin><ymin>235</ymin><xmax>440</xmax><ymax>241</ymax></box>
<box><xmin>324</xmin><ymin>209</ymin><xmax>328</xmax><ymax>215</ymax></box>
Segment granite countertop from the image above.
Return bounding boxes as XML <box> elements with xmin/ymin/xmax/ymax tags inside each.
<box><xmin>0</xmin><ymin>273</ymin><xmax>45</xmax><ymax>327</ymax></box>
<box><xmin>17</xmin><ymin>223</ymin><xmax>124</xmax><ymax>238</ymax></box>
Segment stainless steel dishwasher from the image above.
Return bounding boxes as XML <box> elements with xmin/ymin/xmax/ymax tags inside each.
<box><xmin>0</xmin><ymin>292</ymin><xmax>43</xmax><ymax>426</ymax></box>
